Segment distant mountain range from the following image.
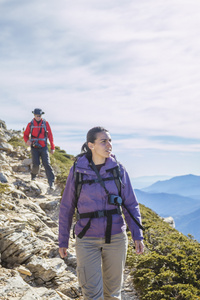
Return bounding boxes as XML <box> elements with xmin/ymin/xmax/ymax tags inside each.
<box><xmin>131</xmin><ymin>175</ymin><xmax>171</xmax><ymax>189</ymax></box>
<box><xmin>141</xmin><ymin>174</ymin><xmax>200</xmax><ymax>199</ymax></box>
<box><xmin>174</xmin><ymin>208</ymin><xmax>200</xmax><ymax>242</ymax></box>
<box><xmin>134</xmin><ymin>174</ymin><xmax>200</xmax><ymax>242</ymax></box>
<box><xmin>135</xmin><ymin>189</ymin><xmax>200</xmax><ymax>217</ymax></box>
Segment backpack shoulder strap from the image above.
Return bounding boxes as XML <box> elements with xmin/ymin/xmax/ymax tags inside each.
<box><xmin>108</xmin><ymin>162</ymin><xmax>122</xmax><ymax>196</ymax></box>
<box><xmin>73</xmin><ymin>161</ymin><xmax>83</xmax><ymax>208</ymax></box>
<box><xmin>42</xmin><ymin>119</ymin><xmax>47</xmax><ymax>132</ymax></box>
<box><xmin>110</xmin><ymin>167</ymin><xmax>121</xmax><ymax>196</ymax></box>
<box><xmin>30</xmin><ymin>119</ymin><xmax>34</xmax><ymax>136</ymax></box>
<box><xmin>74</xmin><ymin>159</ymin><xmax>123</xmax><ymax>207</ymax></box>
<box><xmin>113</xmin><ymin>162</ymin><xmax>145</xmax><ymax>231</ymax></box>
<box><xmin>75</xmin><ymin>172</ymin><xmax>83</xmax><ymax>208</ymax></box>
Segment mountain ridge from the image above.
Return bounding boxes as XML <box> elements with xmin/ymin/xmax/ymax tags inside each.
<box><xmin>174</xmin><ymin>208</ymin><xmax>200</xmax><ymax>241</ymax></box>
<box><xmin>141</xmin><ymin>174</ymin><xmax>200</xmax><ymax>198</ymax></box>
<box><xmin>135</xmin><ymin>174</ymin><xmax>200</xmax><ymax>242</ymax></box>
<box><xmin>135</xmin><ymin>189</ymin><xmax>200</xmax><ymax>217</ymax></box>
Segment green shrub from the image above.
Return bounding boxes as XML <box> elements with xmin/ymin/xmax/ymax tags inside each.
<box><xmin>0</xmin><ymin>183</ymin><xmax>10</xmax><ymax>194</ymax></box>
<box><xmin>49</xmin><ymin>146</ymin><xmax>74</xmax><ymax>190</ymax></box>
<box><xmin>8</xmin><ymin>135</ymin><xmax>26</xmax><ymax>149</ymax></box>
<box><xmin>126</xmin><ymin>204</ymin><xmax>200</xmax><ymax>300</ymax></box>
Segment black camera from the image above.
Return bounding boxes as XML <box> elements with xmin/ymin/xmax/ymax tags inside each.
<box><xmin>108</xmin><ymin>194</ymin><xmax>122</xmax><ymax>206</ymax></box>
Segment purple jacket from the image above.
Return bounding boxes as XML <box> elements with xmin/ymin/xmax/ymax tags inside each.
<box><xmin>59</xmin><ymin>154</ymin><xmax>143</xmax><ymax>248</ymax></box>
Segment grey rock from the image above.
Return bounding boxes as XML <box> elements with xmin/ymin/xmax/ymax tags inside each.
<box><xmin>0</xmin><ymin>267</ymin><xmax>65</xmax><ymax>299</ymax></box>
<box><xmin>11</xmin><ymin>189</ymin><xmax>27</xmax><ymax>199</ymax></box>
<box><xmin>34</xmin><ymin>287</ymin><xmax>66</xmax><ymax>299</ymax></box>
<box><xmin>39</xmin><ymin>199</ymin><xmax>59</xmax><ymax>212</ymax></box>
<box><xmin>22</xmin><ymin>158</ymin><xmax>32</xmax><ymax>166</ymax></box>
<box><xmin>0</xmin><ymin>268</ymin><xmax>41</xmax><ymax>300</ymax></box>
<box><xmin>12</xmin><ymin>163</ymin><xmax>30</xmax><ymax>172</ymax></box>
<box><xmin>0</xmin><ymin>151</ymin><xmax>6</xmax><ymax>161</ymax></box>
<box><xmin>163</xmin><ymin>216</ymin><xmax>175</xmax><ymax>228</ymax></box>
<box><xmin>27</xmin><ymin>256</ymin><xmax>66</xmax><ymax>282</ymax></box>
<box><xmin>0</xmin><ymin>162</ymin><xmax>12</xmax><ymax>173</ymax></box>
<box><xmin>0</xmin><ymin>172</ymin><xmax>8</xmax><ymax>183</ymax></box>
<box><xmin>0</xmin><ymin>227</ymin><xmax>43</xmax><ymax>264</ymax></box>
<box><xmin>0</xmin><ymin>142</ymin><xmax>13</xmax><ymax>152</ymax></box>
<box><xmin>27</xmin><ymin>181</ymin><xmax>48</xmax><ymax>195</ymax></box>
<box><xmin>0</xmin><ymin>135</ymin><xmax>8</xmax><ymax>143</ymax></box>
<box><xmin>0</xmin><ymin>119</ymin><xmax>7</xmax><ymax>129</ymax></box>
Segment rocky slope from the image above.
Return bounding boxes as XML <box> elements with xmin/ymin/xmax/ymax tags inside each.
<box><xmin>0</xmin><ymin>120</ymin><xmax>139</xmax><ymax>300</ymax></box>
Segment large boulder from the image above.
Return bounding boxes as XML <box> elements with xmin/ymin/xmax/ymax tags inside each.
<box><xmin>27</xmin><ymin>256</ymin><xmax>66</xmax><ymax>282</ymax></box>
<box><xmin>0</xmin><ymin>267</ymin><xmax>67</xmax><ymax>299</ymax></box>
<box><xmin>0</xmin><ymin>225</ymin><xmax>43</xmax><ymax>265</ymax></box>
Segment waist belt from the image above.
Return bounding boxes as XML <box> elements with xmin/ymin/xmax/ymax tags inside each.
<box><xmin>76</xmin><ymin>207</ymin><xmax>122</xmax><ymax>244</ymax></box>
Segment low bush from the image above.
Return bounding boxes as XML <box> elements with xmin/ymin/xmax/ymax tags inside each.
<box><xmin>0</xmin><ymin>183</ymin><xmax>10</xmax><ymax>194</ymax></box>
<box><xmin>50</xmin><ymin>146</ymin><xmax>74</xmax><ymax>190</ymax></box>
<box><xmin>8</xmin><ymin>135</ymin><xmax>27</xmax><ymax>149</ymax></box>
<box><xmin>126</xmin><ymin>205</ymin><xmax>200</xmax><ymax>300</ymax></box>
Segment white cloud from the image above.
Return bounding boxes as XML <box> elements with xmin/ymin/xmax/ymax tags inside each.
<box><xmin>113</xmin><ymin>137</ymin><xmax>200</xmax><ymax>153</ymax></box>
<box><xmin>1</xmin><ymin>0</ymin><xmax>200</xmax><ymax>176</ymax></box>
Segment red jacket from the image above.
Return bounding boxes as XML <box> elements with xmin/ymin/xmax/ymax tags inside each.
<box><xmin>23</xmin><ymin>119</ymin><xmax>55</xmax><ymax>150</ymax></box>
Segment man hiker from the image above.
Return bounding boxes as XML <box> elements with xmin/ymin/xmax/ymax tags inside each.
<box><xmin>23</xmin><ymin>108</ymin><xmax>55</xmax><ymax>190</ymax></box>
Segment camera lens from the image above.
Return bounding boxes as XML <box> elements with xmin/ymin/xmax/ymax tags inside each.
<box><xmin>114</xmin><ymin>197</ymin><xmax>118</xmax><ymax>204</ymax></box>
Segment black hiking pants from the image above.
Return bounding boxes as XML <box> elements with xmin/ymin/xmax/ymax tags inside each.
<box><xmin>31</xmin><ymin>146</ymin><xmax>54</xmax><ymax>186</ymax></box>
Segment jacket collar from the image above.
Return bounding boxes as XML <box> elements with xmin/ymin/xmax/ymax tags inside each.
<box><xmin>76</xmin><ymin>154</ymin><xmax>118</xmax><ymax>174</ymax></box>
<box><xmin>33</xmin><ymin>118</ymin><xmax>43</xmax><ymax>125</ymax></box>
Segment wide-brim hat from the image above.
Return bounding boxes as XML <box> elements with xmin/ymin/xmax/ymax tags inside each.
<box><xmin>32</xmin><ymin>108</ymin><xmax>45</xmax><ymax>115</ymax></box>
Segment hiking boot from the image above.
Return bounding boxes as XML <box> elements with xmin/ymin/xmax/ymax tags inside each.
<box><xmin>50</xmin><ymin>182</ymin><xmax>55</xmax><ymax>191</ymax></box>
<box><xmin>31</xmin><ymin>173</ymin><xmax>36</xmax><ymax>181</ymax></box>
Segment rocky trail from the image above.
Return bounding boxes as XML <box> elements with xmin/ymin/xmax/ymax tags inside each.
<box><xmin>0</xmin><ymin>121</ymin><xmax>139</xmax><ymax>300</ymax></box>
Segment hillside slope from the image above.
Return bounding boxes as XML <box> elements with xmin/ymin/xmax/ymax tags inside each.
<box><xmin>127</xmin><ymin>204</ymin><xmax>200</xmax><ymax>299</ymax></box>
<box><xmin>1</xmin><ymin>120</ymin><xmax>199</xmax><ymax>300</ymax></box>
<box><xmin>0</xmin><ymin>120</ymin><xmax>140</xmax><ymax>300</ymax></box>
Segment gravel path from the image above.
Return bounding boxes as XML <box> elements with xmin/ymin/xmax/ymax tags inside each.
<box><xmin>122</xmin><ymin>268</ymin><xmax>140</xmax><ymax>300</ymax></box>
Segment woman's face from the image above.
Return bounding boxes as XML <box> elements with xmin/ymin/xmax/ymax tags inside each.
<box><xmin>88</xmin><ymin>131</ymin><xmax>112</xmax><ymax>164</ymax></box>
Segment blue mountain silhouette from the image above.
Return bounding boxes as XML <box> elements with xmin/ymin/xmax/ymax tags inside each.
<box><xmin>135</xmin><ymin>189</ymin><xmax>200</xmax><ymax>217</ymax></box>
<box><xmin>135</xmin><ymin>174</ymin><xmax>200</xmax><ymax>242</ymax></box>
<box><xmin>141</xmin><ymin>174</ymin><xmax>200</xmax><ymax>199</ymax></box>
<box><xmin>174</xmin><ymin>208</ymin><xmax>200</xmax><ymax>242</ymax></box>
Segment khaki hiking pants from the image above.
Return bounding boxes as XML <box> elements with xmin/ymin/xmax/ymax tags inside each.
<box><xmin>75</xmin><ymin>232</ymin><xmax>128</xmax><ymax>300</ymax></box>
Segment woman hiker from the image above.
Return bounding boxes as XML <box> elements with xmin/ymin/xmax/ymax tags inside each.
<box><xmin>59</xmin><ymin>126</ymin><xmax>144</xmax><ymax>299</ymax></box>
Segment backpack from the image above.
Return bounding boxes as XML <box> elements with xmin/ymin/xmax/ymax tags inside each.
<box><xmin>74</xmin><ymin>162</ymin><xmax>122</xmax><ymax>208</ymax></box>
<box><xmin>73</xmin><ymin>159</ymin><xmax>144</xmax><ymax>243</ymax></box>
<box><xmin>30</xmin><ymin>119</ymin><xmax>48</xmax><ymax>145</ymax></box>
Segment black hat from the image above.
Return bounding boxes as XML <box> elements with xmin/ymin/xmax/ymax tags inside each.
<box><xmin>32</xmin><ymin>108</ymin><xmax>45</xmax><ymax>115</ymax></box>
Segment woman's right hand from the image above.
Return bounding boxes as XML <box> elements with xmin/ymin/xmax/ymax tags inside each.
<box><xmin>134</xmin><ymin>240</ymin><xmax>144</xmax><ymax>254</ymax></box>
<box><xmin>59</xmin><ymin>247</ymin><xmax>68</xmax><ymax>258</ymax></box>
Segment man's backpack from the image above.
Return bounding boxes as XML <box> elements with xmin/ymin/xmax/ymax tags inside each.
<box><xmin>30</xmin><ymin>119</ymin><xmax>48</xmax><ymax>145</ymax></box>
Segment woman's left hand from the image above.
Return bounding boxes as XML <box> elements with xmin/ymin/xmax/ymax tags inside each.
<box><xmin>134</xmin><ymin>240</ymin><xmax>144</xmax><ymax>254</ymax></box>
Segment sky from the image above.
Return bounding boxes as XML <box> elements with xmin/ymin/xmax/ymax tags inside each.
<box><xmin>0</xmin><ymin>0</ymin><xmax>200</xmax><ymax>179</ymax></box>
